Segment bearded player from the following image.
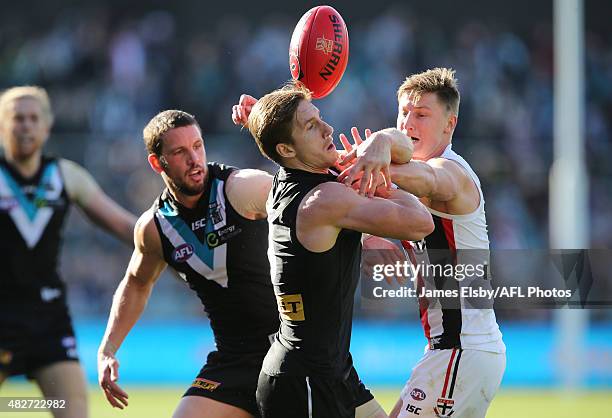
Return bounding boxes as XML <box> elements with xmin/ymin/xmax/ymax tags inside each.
<box><xmin>0</xmin><ymin>86</ymin><xmax>136</xmax><ymax>418</ymax></box>
<box><xmin>97</xmin><ymin>110</ymin><xmax>280</xmax><ymax>418</ymax></box>
<box><xmin>340</xmin><ymin>68</ymin><xmax>506</xmax><ymax>418</ymax></box>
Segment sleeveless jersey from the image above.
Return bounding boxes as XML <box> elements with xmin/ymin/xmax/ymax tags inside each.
<box><xmin>0</xmin><ymin>156</ymin><xmax>70</xmax><ymax>308</ymax></box>
<box><xmin>261</xmin><ymin>167</ymin><xmax>362</xmax><ymax>379</ymax></box>
<box><xmin>404</xmin><ymin>144</ymin><xmax>505</xmax><ymax>353</ymax></box>
<box><xmin>152</xmin><ymin>162</ymin><xmax>279</xmax><ymax>354</ymax></box>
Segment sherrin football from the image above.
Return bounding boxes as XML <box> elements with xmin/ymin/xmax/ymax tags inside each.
<box><xmin>289</xmin><ymin>5</ymin><xmax>349</xmax><ymax>99</ymax></box>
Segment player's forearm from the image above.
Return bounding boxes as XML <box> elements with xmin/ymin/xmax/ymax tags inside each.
<box><xmin>84</xmin><ymin>193</ymin><xmax>137</xmax><ymax>246</ymax></box>
<box><xmin>389</xmin><ymin>161</ymin><xmax>436</xmax><ymax>198</ymax></box>
<box><xmin>99</xmin><ymin>275</ymin><xmax>152</xmax><ymax>355</ymax></box>
<box><xmin>102</xmin><ymin>207</ymin><xmax>137</xmax><ymax>246</ymax></box>
<box><xmin>384</xmin><ymin>189</ymin><xmax>434</xmax><ymax>240</ymax></box>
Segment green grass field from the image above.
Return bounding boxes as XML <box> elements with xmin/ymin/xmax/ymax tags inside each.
<box><xmin>1</xmin><ymin>383</ymin><xmax>610</xmax><ymax>417</ymax></box>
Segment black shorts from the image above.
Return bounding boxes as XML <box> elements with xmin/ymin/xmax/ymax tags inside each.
<box><xmin>184</xmin><ymin>350</ymin><xmax>266</xmax><ymax>416</ymax></box>
<box><xmin>256</xmin><ymin>366</ymin><xmax>374</xmax><ymax>418</ymax></box>
<box><xmin>0</xmin><ymin>302</ymin><xmax>79</xmax><ymax>378</ymax></box>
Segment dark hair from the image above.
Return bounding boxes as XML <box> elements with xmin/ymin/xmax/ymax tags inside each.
<box><xmin>143</xmin><ymin>110</ymin><xmax>200</xmax><ymax>156</ymax></box>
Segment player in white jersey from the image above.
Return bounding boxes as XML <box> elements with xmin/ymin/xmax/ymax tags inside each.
<box><xmin>340</xmin><ymin>68</ymin><xmax>505</xmax><ymax>418</ymax></box>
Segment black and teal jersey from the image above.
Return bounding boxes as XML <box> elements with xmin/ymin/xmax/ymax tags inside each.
<box><xmin>262</xmin><ymin>167</ymin><xmax>362</xmax><ymax>379</ymax></box>
<box><xmin>0</xmin><ymin>156</ymin><xmax>70</xmax><ymax>307</ymax></box>
<box><xmin>152</xmin><ymin>162</ymin><xmax>279</xmax><ymax>354</ymax></box>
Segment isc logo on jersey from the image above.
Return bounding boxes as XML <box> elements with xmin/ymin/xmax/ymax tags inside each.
<box><xmin>173</xmin><ymin>243</ymin><xmax>194</xmax><ymax>262</ymax></box>
<box><xmin>192</xmin><ymin>218</ymin><xmax>206</xmax><ymax>231</ymax></box>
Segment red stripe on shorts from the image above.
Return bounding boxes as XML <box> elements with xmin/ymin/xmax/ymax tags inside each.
<box><xmin>441</xmin><ymin>348</ymin><xmax>458</xmax><ymax>398</ymax></box>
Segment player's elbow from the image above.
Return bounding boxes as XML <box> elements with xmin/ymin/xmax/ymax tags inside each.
<box><xmin>399</xmin><ymin>209</ymin><xmax>434</xmax><ymax>241</ymax></box>
<box><xmin>416</xmin><ymin>211</ymin><xmax>435</xmax><ymax>239</ymax></box>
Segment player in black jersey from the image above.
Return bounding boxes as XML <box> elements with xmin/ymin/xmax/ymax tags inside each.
<box><xmin>0</xmin><ymin>86</ymin><xmax>136</xmax><ymax>418</ymax></box>
<box><xmin>239</xmin><ymin>85</ymin><xmax>434</xmax><ymax>418</ymax></box>
<box><xmin>97</xmin><ymin>110</ymin><xmax>279</xmax><ymax>418</ymax></box>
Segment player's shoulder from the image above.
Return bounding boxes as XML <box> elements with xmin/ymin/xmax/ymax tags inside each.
<box><xmin>228</xmin><ymin>168</ymin><xmax>272</xmax><ymax>185</ymax></box>
<box><xmin>207</xmin><ymin>161</ymin><xmax>239</xmax><ymax>181</ymax></box>
<box><xmin>57</xmin><ymin>158</ymin><xmax>87</xmax><ymax>173</ymax></box>
<box><xmin>299</xmin><ymin>181</ymin><xmax>356</xmax><ymax>217</ymax></box>
<box><xmin>428</xmin><ymin>156</ymin><xmax>473</xmax><ymax>181</ymax></box>
<box><xmin>57</xmin><ymin>158</ymin><xmax>96</xmax><ymax>183</ymax></box>
<box><xmin>226</xmin><ymin>167</ymin><xmax>270</xmax><ymax>190</ymax></box>
<box><xmin>134</xmin><ymin>208</ymin><xmax>162</xmax><ymax>251</ymax></box>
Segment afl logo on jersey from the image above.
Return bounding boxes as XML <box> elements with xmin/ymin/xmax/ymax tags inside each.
<box><xmin>173</xmin><ymin>243</ymin><xmax>194</xmax><ymax>262</ymax></box>
<box><xmin>410</xmin><ymin>388</ymin><xmax>426</xmax><ymax>401</ymax></box>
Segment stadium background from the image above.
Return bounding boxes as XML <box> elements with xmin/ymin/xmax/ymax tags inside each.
<box><xmin>1</xmin><ymin>0</ymin><xmax>611</xmax><ymax>416</ymax></box>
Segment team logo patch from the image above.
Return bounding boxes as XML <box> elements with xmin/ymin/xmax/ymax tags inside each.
<box><xmin>206</xmin><ymin>225</ymin><xmax>241</xmax><ymax>249</ymax></box>
<box><xmin>173</xmin><ymin>243</ymin><xmax>194</xmax><ymax>262</ymax></box>
<box><xmin>208</xmin><ymin>202</ymin><xmax>223</xmax><ymax>225</ymax></box>
<box><xmin>434</xmin><ymin>397</ymin><xmax>455</xmax><ymax>417</ymax></box>
<box><xmin>191</xmin><ymin>377</ymin><xmax>221</xmax><ymax>391</ymax></box>
<box><xmin>410</xmin><ymin>388</ymin><xmax>426</xmax><ymax>401</ymax></box>
<box><xmin>277</xmin><ymin>294</ymin><xmax>305</xmax><ymax>321</ymax></box>
<box><xmin>0</xmin><ymin>349</ymin><xmax>13</xmax><ymax>365</ymax></box>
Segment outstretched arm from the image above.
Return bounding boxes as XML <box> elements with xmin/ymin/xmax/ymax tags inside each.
<box><xmin>389</xmin><ymin>158</ymin><xmax>462</xmax><ymax>201</ymax></box>
<box><xmin>297</xmin><ymin>182</ymin><xmax>433</xmax><ymax>252</ymax></box>
<box><xmin>97</xmin><ymin>211</ymin><xmax>167</xmax><ymax>409</ymax></box>
<box><xmin>60</xmin><ymin>159</ymin><xmax>136</xmax><ymax>245</ymax></box>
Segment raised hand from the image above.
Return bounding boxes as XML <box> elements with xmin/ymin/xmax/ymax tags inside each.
<box><xmin>338</xmin><ymin>127</ymin><xmax>392</xmax><ymax>197</ymax></box>
<box><xmin>231</xmin><ymin>94</ymin><xmax>258</xmax><ymax>127</ymax></box>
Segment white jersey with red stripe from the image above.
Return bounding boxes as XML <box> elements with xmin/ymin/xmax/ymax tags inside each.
<box><xmin>404</xmin><ymin>144</ymin><xmax>505</xmax><ymax>354</ymax></box>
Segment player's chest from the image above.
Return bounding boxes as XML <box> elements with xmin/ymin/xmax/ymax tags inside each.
<box><xmin>158</xmin><ymin>199</ymin><xmax>244</xmax><ymax>288</ymax></box>
<box><xmin>0</xmin><ymin>164</ymin><xmax>67</xmax><ymax>248</ymax></box>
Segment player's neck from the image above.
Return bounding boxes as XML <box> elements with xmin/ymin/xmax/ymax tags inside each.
<box><xmin>170</xmin><ymin>188</ymin><xmax>203</xmax><ymax>209</ymax></box>
<box><xmin>418</xmin><ymin>141</ymin><xmax>451</xmax><ymax>161</ymax></box>
<box><xmin>5</xmin><ymin>151</ymin><xmax>42</xmax><ymax>178</ymax></box>
<box><xmin>284</xmin><ymin>159</ymin><xmax>329</xmax><ymax>174</ymax></box>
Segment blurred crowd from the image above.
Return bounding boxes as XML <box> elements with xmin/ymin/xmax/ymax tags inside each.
<box><xmin>1</xmin><ymin>2</ymin><xmax>610</xmax><ymax>317</ymax></box>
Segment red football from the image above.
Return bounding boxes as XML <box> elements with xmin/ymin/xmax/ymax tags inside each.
<box><xmin>289</xmin><ymin>5</ymin><xmax>349</xmax><ymax>99</ymax></box>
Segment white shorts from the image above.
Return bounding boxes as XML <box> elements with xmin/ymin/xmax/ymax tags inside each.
<box><xmin>397</xmin><ymin>348</ymin><xmax>505</xmax><ymax>418</ymax></box>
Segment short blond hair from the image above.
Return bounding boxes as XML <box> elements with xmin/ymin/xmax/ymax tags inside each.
<box><xmin>397</xmin><ymin>68</ymin><xmax>460</xmax><ymax>115</ymax></box>
<box><xmin>0</xmin><ymin>86</ymin><xmax>54</xmax><ymax>124</ymax></box>
<box><xmin>248</xmin><ymin>84</ymin><xmax>312</xmax><ymax>165</ymax></box>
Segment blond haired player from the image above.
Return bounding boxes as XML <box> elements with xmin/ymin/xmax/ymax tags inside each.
<box><xmin>340</xmin><ymin>68</ymin><xmax>506</xmax><ymax>418</ymax></box>
<box><xmin>0</xmin><ymin>86</ymin><xmax>136</xmax><ymax>418</ymax></box>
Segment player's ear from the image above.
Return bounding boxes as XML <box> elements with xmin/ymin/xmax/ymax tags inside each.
<box><xmin>148</xmin><ymin>153</ymin><xmax>165</xmax><ymax>173</ymax></box>
<box><xmin>276</xmin><ymin>142</ymin><xmax>296</xmax><ymax>159</ymax></box>
<box><xmin>444</xmin><ymin>114</ymin><xmax>458</xmax><ymax>135</ymax></box>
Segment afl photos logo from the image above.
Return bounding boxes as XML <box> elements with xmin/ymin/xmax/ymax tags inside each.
<box><xmin>173</xmin><ymin>243</ymin><xmax>194</xmax><ymax>262</ymax></box>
